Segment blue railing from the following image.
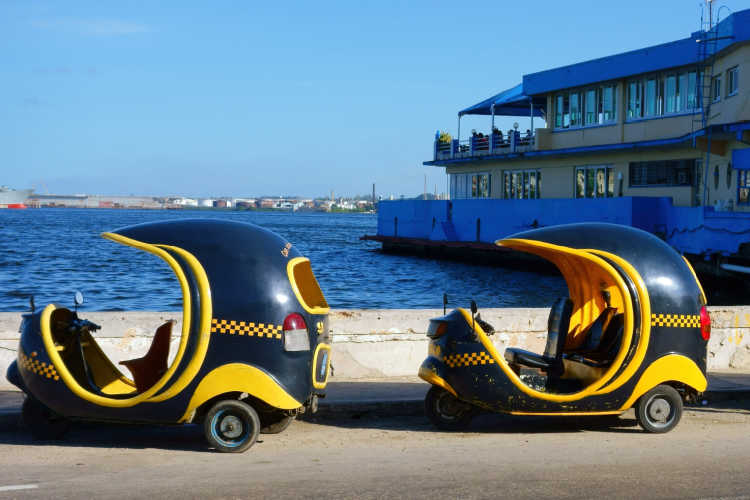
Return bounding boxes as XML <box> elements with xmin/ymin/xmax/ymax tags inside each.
<box><xmin>434</xmin><ymin>130</ymin><xmax>536</xmax><ymax>160</ymax></box>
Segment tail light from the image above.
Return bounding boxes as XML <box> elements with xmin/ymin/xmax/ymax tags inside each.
<box><xmin>283</xmin><ymin>313</ymin><xmax>310</xmax><ymax>351</ymax></box>
<box><xmin>700</xmin><ymin>306</ymin><xmax>711</xmax><ymax>341</ymax></box>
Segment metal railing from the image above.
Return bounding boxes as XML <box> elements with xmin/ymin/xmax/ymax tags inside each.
<box><xmin>434</xmin><ymin>130</ymin><xmax>536</xmax><ymax>160</ymax></box>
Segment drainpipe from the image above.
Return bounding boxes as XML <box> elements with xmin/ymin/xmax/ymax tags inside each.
<box><xmin>530</xmin><ymin>99</ymin><xmax>534</xmax><ymax>134</ymax></box>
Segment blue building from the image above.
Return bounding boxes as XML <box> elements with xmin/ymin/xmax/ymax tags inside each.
<box><xmin>369</xmin><ymin>7</ymin><xmax>750</xmax><ymax>282</ymax></box>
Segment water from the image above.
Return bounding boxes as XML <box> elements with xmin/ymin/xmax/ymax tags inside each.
<box><xmin>0</xmin><ymin>209</ymin><xmax>566</xmax><ymax>312</ymax></box>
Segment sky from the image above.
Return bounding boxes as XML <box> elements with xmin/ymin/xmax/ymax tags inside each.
<box><xmin>1</xmin><ymin>0</ymin><xmax>747</xmax><ymax>199</ymax></box>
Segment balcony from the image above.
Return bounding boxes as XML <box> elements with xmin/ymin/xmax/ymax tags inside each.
<box><xmin>434</xmin><ymin>130</ymin><xmax>536</xmax><ymax>161</ymax></box>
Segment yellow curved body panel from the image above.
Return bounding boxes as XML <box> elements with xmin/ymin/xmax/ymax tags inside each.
<box><xmin>38</xmin><ymin>233</ymin><xmax>212</xmax><ymax>408</ymax></box>
<box><xmin>418</xmin><ymin>364</ymin><xmax>458</xmax><ymax>397</ymax></box>
<box><xmin>619</xmin><ymin>354</ymin><xmax>707</xmax><ymax>410</ymax></box>
<box><xmin>179</xmin><ymin>363</ymin><xmax>303</xmax><ymax>422</ymax></box>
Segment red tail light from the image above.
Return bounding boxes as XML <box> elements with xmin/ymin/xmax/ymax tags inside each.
<box><xmin>283</xmin><ymin>313</ymin><xmax>310</xmax><ymax>351</ymax></box>
<box><xmin>700</xmin><ymin>306</ymin><xmax>711</xmax><ymax>341</ymax></box>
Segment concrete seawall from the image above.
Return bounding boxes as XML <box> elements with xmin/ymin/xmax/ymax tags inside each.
<box><xmin>1</xmin><ymin>307</ymin><xmax>749</xmax><ymax>389</ymax></box>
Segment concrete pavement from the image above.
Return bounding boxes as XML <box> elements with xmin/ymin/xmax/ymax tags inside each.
<box><xmin>2</xmin><ymin>372</ymin><xmax>750</xmax><ymax>431</ymax></box>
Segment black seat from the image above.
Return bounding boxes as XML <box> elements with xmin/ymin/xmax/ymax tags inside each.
<box><xmin>565</xmin><ymin>313</ymin><xmax>624</xmax><ymax>367</ymax></box>
<box><xmin>505</xmin><ymin>297</ymin><xmax>573</xmax><ymax>376</ymax></box>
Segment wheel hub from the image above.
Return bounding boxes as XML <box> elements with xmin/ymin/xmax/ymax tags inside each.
<box><xmin>219</xmin><ymin>415</ymin><xmax>244</xmax><ymax>439</ymax></box>
<box><xmin>648</xmin><ymin>397</ymin><xmax>671</xmax><ymax>423</ymax></box>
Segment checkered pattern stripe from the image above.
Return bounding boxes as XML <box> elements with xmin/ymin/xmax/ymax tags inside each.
<box><xmin>211</xmin><ymin>318</ymin><xmax>282</xmax><ymax>339</ymax></box>
<box><xmin>444</xmin><ymin>351</ymin><xmax>495</xmax><ymax>368</ymax></box>
<box><xmin>19</xmin><ymin>349</ymin><xmax>60</xmax><ymax>381</ymax></box>
<box><xmin>651</xmin><ymin>313</ymin><xmax>701</xmax><ymax>328</ymax></box>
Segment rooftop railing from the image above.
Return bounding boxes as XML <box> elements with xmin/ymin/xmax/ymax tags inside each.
<box><xmin>434</xmin><ymin>130</ymin><xmax>535</xmax><ymax>161</ymax></box>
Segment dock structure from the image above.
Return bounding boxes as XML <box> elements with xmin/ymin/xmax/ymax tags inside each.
<box><xmin>367</xmin><ymin>7</ymin><xmax>750</xmax><ymax>284</ymax></box>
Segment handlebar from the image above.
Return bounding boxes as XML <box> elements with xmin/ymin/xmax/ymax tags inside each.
<box><xmin>68</xmin><ymin>318</ymin><xmax>101</xmax><ymax>335</ymax></box>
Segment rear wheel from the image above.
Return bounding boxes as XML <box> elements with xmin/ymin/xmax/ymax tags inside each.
<box><xmin>259</xmin><ymin>411</ymin><xmax>295</xmax><ymax>434</ymax></box>
<box><xmin>635</xmin><ymin>385</ymin><xmax>683</xmax><ymax>433</ymax></box>
<box><xmin>424</xmin><ymin>386</ymin><xmax>474</xmax><ymax>431</ymax></box>
<box><xmin>204</xmin><ymin>400</ymin><xmax>260</xmax><ymax>453</ymax></box>
<box><xmin>22</xmin><ymin>398</ymin><xmax>69</xmax><ymax>440</ymax></box>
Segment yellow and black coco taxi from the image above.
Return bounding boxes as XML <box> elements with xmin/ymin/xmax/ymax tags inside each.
<box><xmin>6</xmin><ymin>219</ymin><xmax>332</xmax><ymax>452</ymax></box>
<box><xmin>419</xmin><ymin>223</ymin><xmax>711</xmax><ymax>433</ymax></box>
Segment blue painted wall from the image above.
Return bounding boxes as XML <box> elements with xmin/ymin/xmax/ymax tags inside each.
<box><xmin>377</xmin><ymin>198</ymin><xmax>750</xmax><ymax>257</ymax></box>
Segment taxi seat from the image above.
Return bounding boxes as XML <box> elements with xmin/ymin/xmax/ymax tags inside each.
<box><xmin>504</xmin><ymin>297</ymin><xmax>573</xmax><ymax>377</ymax></box>
<box><xmin>565</xmin><ymin>313</ymin><xmax>624</xmax><ymax>368</ymax></box>
<box><xmin>119</xmin><ymin>321</ymin><xmax>173</xmax><ymax>393</ymax></box>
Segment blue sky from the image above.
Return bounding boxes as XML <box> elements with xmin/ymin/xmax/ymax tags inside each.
<box><xmin>2</xmin><ymin>1</ymin><xmax>746</xmax><ymax>199</ymax></box>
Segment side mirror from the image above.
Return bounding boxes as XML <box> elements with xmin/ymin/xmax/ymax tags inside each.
<box><xmin>443</xmin><ymin>293</ymin><xmax>448</xmax><ymax>315</ymax></box>
<box><xmin>470</xmin><ymin>300</ymin><xmax>478</xmax><ymax>315</ymax></box>
<box><xmin>74</xmin><ymin>291</ymin><xmax>84</xmax><ymax>306</ymax></box>
<box><xmin>29</xmin><ymin>295</ymin><xmax>35</xmax><ymax>313</ymax></box>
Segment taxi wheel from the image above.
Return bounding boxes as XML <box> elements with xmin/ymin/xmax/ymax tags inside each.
<box><xmin>635</xmin><ymin>385</ymin><xmax>683</xmax><ymax>433</ymax></box>
<box><xmin>259</xmin><ymin>411</ymin><xmax>295</xmax><ymax>434</ymax></box>
<box><xmin>204</xmin><ymin>400</ymin><xmax>260</xmax><ymax>453</ymax></box>
<box><xmin>424</xmin><ymin>386</ymin><xmax>474</xmax><ymax>431</ymax></box>
<box><xmin>22</xmin><ymin>398</ymin><xmax>69</xmax><ymax>440</ymax></box>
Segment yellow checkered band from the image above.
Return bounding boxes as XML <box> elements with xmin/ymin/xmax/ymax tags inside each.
<box><xmin>651</xmin><ymin>313</ymin><xmax>701</xmax><ymax>328</ymax></box>
<box><xmin>444</xmin><ymin>351</ymin><xmax>495</xmax><ymax>368</ymax></box>
<box><xmin>18</xmin><ymin>349</ymin><xmax>60</xmax><ymax>381</ymax></box>
<box><xmin>211</xmin><ymin>318</ymin><xmax>282</xmax><ymax>339</ymax></box>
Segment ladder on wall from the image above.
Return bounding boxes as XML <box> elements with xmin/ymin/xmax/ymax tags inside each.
<box><xmin>695</xmin><ymin>4</ymin><xmax>719</xmax><ymax>206</ymax></box>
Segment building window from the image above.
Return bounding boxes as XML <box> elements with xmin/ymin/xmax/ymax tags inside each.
<box><xmin>503</xmin><ymin>169</ymin><xmax>540</xmax><ymax>199</ymax></box>
<box><xmin>627</xmin><ymin>69</ymin><xmax>700</xmax><ymax>120</ymax></box>
<box><xmin>575</xmin><ymin>165</ymin><xmax>613</xmax><ymax>198</ymax></box>
<box><xmin>727</xmin><ymin>66</ymin><xmax>738</xmax><ymax>97</ymax></box>
<box><xmin>645</xmin><ymin>78</ymin><xmax>658</xmax><ymax>116</ymax></box>
<box><xmin>451</xmin><ymin>173</ymin><xmax>490</xmax><ymax>199</ymax></box>
<box><xmin>629</xmin><ymin>159</ymin><xmax>696</xmax><ymax>187</ymax></box>
<box><xmin>712</xmin><ymin>75</ymin><xmax>721</xmax><ymax>102</ymax></box>
<box><xmin>628</xmin><ymin>80</ymin><xmax>643</xmax><ymax>119</ymax></box>
<box><xmin>739</xmin><ymin>170</ymin><xmax>750</xmax><ymax>205</ymax></box>
<box><xmin>555</xmin><ymin>84</ymin><xmax>616</xmax><ymax>129</ymax></box>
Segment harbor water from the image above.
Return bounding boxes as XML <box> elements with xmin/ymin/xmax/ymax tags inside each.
<box><xmin>0</xmin><ymin>208</ymin><xmax>568</xmax><ymax>312</ymax></box>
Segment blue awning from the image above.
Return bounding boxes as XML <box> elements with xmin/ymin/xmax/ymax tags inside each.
<box><xmin>733</xmin><ymin>148</ymin><xmax>750</xmax><ymax>170</ymax></box>
<box><xmin>458</xmin><ymin>83</ymin><xmax>545</xmax><ymax>118</ymax></box>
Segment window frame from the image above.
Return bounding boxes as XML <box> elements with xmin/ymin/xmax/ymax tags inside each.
<box><xmin>738</xmin><ymin>170</ymin><xmax>750</xmax><ymax>206</ymax></box>
<box><xmin>712</xmin><ymin>75</ymin><xmax>722</xmax><ymax>102</ymax></box>
<box><xmin>727</xmin><ymin>66</ymin><xmax>739</xmax><ymax>97</ymax></box>
<box><xmin>503</xmin><ymin>169</ymin><xmax>541</xmax><ymax>199</ymax></box>
<box><xmin>575</xmin><ymin>165</ymin><xmax>614</xmax><ymax>199</ymax></box>
<box><xmin>554</xmin><ymin>83</ymin><xmax>617</xmax><ymax>131</ymax></box>
<box><xmin>628</xmin><ymin>159</ymin><xmax>697</xmax><ymax>188</ymax></box>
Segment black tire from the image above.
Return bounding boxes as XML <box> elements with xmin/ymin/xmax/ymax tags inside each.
<box><xmin>204</xmin><ymin>400</ymin><xmax>260</xmax><ymax>453</ymax></box>
<box><xmin>424</xmin><ymin>386</ymin><xmax>474</xmax><ymax>431</ymax></box>
<box><xmin>259</xmin><ymin>411</ymin><xmax>295</xmax><ymax>434</ymax></box>
<box><xmin>635</xmin><ymin>384</ymin><xmax>683</xmax><ymax>433</ymax></box>
<box><xmin>22</xmin><ymin>398</ymin><xmax>69</xmax><ymax>440</ymax></box>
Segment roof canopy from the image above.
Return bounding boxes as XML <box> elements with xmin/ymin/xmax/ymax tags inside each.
<box><xmin>458</xmin><ymin>83</ymin><xmax>546</xmax><ymax>117</ymax></box>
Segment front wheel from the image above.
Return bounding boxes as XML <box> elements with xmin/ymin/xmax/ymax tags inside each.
<box><xmin>204</xmin><ymin>400</ymin><xmax>260</xmax><ymax>453</ymax></box>
<box><xmin>22</xmin><ymin>397</ymin><xmax>69</xmax><ymax>440</ymax></box>
<box><xmin>635</xmin><ymin>385</ymin><xmax>683</xmax><ymax>433</ymax></box>
<box><xmin>424</xmin><ymin>386</ymin><xmax>474</xmax><ymax>431</ymax></box>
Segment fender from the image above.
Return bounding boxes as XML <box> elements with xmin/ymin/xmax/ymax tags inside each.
<box><xmin>179</xmin><ymin>363</ymin><xmax>303</xmax><ymax>423</ymax></box>
<box><xmin>619</xmin><ymin>354</ymin><xmax>708</xmax><ymax>410</ymax></box>
<box><xmin>418</xmin><ymin>356</ymin><xmax>458</xmax><ymax>397</ymax></box>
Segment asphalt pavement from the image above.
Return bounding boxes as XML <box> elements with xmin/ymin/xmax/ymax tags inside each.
<box><xmin>2</xmin><ymin>372</ymin><xmax>750</xmax><ymax>431</ymax></box>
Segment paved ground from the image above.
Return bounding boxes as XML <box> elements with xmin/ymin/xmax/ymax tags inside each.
<box><xmin>0</xmin><ymin>398</ymin><xmax>749</xmax><ymax>499</ymax></box>
<box><xmin>1</xmin><ymin>374</ymin><xmax>749</xmax><ymax>498</ymax></box>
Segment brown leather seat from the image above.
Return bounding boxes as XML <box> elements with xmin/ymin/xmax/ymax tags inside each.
<box><xmin>119</xmin><ymin>321</ymin><xmax>173</xmax><ymax>393</ymax></box>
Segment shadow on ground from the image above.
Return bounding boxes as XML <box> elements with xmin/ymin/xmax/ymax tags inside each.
<box><xmin>307</xmin><ymin>410</ymin><xmax>643</xmax><ymax>435</ymax></box>
<box><xmin>0</xmin><ymin>421</ymin><xmax>212</xmax><ymax>452</ymax></box>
